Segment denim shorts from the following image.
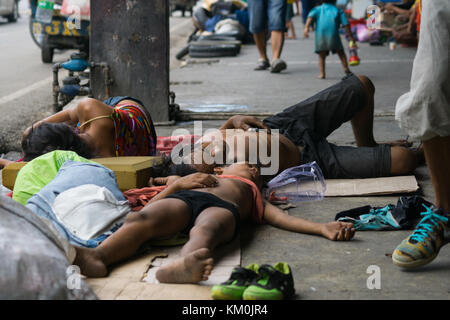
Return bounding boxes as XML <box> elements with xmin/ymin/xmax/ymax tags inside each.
<box><xmin>26</xmin><ymin>161</ymin><xmax>127</xmax><ymax>248</ymax></box>
<box><xmin>264</xmin><ymin>74</ymin><xmax>392</xmax><ymax>179</ymax></box>
<box><xmin>248</xmin><ymin>0</ymin><xmax>287</xmax><ymax>34</ymax></box>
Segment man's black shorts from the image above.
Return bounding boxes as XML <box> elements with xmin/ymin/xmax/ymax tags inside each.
<box><xmin>263</xmin><ymin>74</ymin><xmax>391</xmax><ymax>179</ymax></box>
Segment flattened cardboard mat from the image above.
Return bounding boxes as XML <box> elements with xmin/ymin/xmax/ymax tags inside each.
<box><xmin>324</xmin><ymin>175</ymin><xmax>419</xmax><ymax>196</ymax></box>
<box><xmin>85</xmin><ymin>237</ymin><xmax>240</xmax><ymax>300</ymax></box>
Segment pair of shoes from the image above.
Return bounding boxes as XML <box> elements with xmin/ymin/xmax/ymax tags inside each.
<box><xmin>254</xmin><ymin>59</ymin><xmax>270</xmax><ymax>70</ymax></box>
<box><xmin>392</xmin><ymin>204</ymin><xmax>450</xmax><ymax>269</ymax></box>
<box><xmin>269</xmin><ymin>59</ymin><xmax>287</xmax><ymax>73</ymax></box>
<box><xmin>211</xmin><ymin>262</ymin><xmax>295</xmax><ymax>300</ymax></box>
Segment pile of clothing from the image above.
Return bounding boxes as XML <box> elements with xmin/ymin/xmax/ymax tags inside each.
<box><xmin>335</xmin><ymin>196</ymin><xmax>433</xmax><ymax>231</ymax></box>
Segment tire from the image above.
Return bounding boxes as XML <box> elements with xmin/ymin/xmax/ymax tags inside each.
<box><xmin>196</xmin><ymin>35</ymin><xmax>240</xmax><ymax>42</ymax></box>
<box><xmin>176</xmin><ymin>45</ymin><xmax>190</xmax><ymax>60</ymax></box>
<box><xmin>41</xmin><ymin>37</ymin><xmax>54</xmax><ymax>64</ymax></box>
<box><xmin>189</xmin><ymin>43</ymin><xmax>240</xmax><ymax>58</ymax></box>
<box><xmin>29</xmin><ymin>18</ymin><xmax>43</xmax><ymax>48</ymax></box>
<box><xmin>7</xmin><ymin>1</ymin><xmax>19</xmax><ymax>23</ymax></box>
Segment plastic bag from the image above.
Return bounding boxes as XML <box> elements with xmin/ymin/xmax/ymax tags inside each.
<box><xmin>263</xmin><ymin>162</ymin><xmax>326</xmax><ymax>202</ymax></box>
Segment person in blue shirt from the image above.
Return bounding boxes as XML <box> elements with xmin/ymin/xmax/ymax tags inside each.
<box><xmin>303</xmin><ymin>0</ymin><xmax>356</xmax><ymax>79</ymax></box>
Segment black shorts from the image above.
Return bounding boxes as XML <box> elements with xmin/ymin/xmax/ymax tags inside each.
<box><xmin>263</xmin><ymin>74</ymin><xmax>391</xmax><ymax>179</ymax></box>
<box><xmin>165</xmin><ymin>190</ymin><xmax>240</xmax><ymax>241</ymax></box>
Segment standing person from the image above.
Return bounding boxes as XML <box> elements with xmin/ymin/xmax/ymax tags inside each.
<box><xmin>285</xmin><ymin>1</ymin><xmax>297</xmax><ymax>39</ymax></box>
<box><xmin>247</xmin><ymin>0</ymin><xmax>288</xmax><ymax>73</ymax></box>
<box><xmin>300</xmin><ymin>0</ymin><xmax>316</xmax><ymax>24</ymax></box>
<box><xmin>392</xmin><ymin>0</ymin><xmax>450</xmax><ymax>269</ymax></box>
<box><xmin>303</xmin><ymin>0</ymin><xmax>355</xmax><ymax>79</ymax></box>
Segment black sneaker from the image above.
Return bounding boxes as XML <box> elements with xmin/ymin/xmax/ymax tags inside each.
<box><xmin>269</xmin><ymin>59</ymin><xmax>287</xmax><ymax>73</ymax></box>
<box><xmin>211</xmin><ymin>264</ymin><xmax>260</xmax><ymax>300</ymax></box>
<box><xmin>243</xmin><ymin>262</ymin><xmax>295</xmax><ymax>300</ymax></box>
<box><xmin>254</xmin><ymin>59</ymin><xmax>270</xmax><ymax>70</ymax></box>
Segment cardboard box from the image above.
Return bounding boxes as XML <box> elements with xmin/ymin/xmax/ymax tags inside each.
<box><xmin>2</xmin><ymin>156</ymin><xmax>163</xmax><ymax>191</ymax></box>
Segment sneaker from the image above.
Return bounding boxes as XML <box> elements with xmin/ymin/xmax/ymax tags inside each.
<box><xmin>211</xmin><ymin>264</ymin><xmax>259</xmax><ymax>300</ymax></box>
<box><xmin>269</xmin><ymin>59</ymin><xmax>287</xmax><ymax>73</ymax></box>
<box><xmin>254</xmin><ymin>59</ymin><xmax>270</xmax><ymax>71</ymax></box>
<box><xmin>392</xmin><ymin>205</ymin><xmax>450</xmax><ymax>269</ymax></box>
<box><xmin>243</xmin><ymin>262</ymin><xmax>295</xmax><ymax>300</ymax></box>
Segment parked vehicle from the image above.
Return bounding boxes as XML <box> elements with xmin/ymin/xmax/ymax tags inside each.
<box><xmin>29</xmin><ymin>0</ymin><xmax>90</xmax><ymax>63</ymax></box>
<box><xmin>0</xmin><ymin>0</ymin><xmax>19</xmax><ymax>23</ymax></box>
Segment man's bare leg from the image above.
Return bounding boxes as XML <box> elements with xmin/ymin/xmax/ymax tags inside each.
<box><xmin>423</xmin><ymin>136</ymin><xmax>450</xmax><ymax>211</ymax></box>
<box><xmin>350</xmin><ymin>75</ymin><xmax>377</xmax><ymax>147</ymax></box>
<box><xmin>253</xmin><ymin>30</ymin><xmax>268</xmax><ymax>61</ymax></box>
<box><xmin>156</xmin><ymin>207</ymin><xmax>236</xmax><ymax>283</ymax></box>
<box><xmin>348</xmin><ymin>75</ymin><xmax>419</xmax><ymax>175</ymax></box>
<box><xmin>350</xmin><ymin>75</ymin><xmax>412</xmax><ymax>148</ymax></box>
<box><xmin>74</xmin><ymin>199</ymin><xmax>192</xmax><ymax>278</ymax></box>
<box><xmin>271</xmin><ymin>30</ymin><xmax>285</xmax><ymax>60</ymax></box>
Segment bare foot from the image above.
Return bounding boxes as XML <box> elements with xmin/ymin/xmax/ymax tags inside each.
<box><xmin>318</xmin><ymin>73</ymin><xmax>325</xmax><ymax>79</ymax></box>
<box><xmin>73</xmin><ymin>246</ymin><xmax>108</xmax><ymax>278</ymax></box>
<box><xmin>156</xmin><ymin>248</ymin><xmax>214</xmax><ymax>284</ymax></box>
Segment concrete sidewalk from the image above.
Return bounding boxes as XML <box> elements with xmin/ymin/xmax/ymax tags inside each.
<box><xmin>161</xmin><ymin>14</ymin><xmax>450</xmax><ymax>300</ymax></box>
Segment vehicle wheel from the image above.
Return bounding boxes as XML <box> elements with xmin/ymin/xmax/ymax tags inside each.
<box><xmin>7</xmin><ymin>1</ymin><xmax>19</xmax><ymax>23</ymax></box>
<box><xmin>176</xmin><ymin>45</ymin><xmax>190</xmax><ymax>60</ymax></box>
<box><xmin>41</xmin><ymin>38</ymin><xmax>54</xmax><ymax>63</ymax></box>
<box><xmin>189</xmin><ymin>43</ymin><xmax>240</xmax><ymax>58</ymax></box>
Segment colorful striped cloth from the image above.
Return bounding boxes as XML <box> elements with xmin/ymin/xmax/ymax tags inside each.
<box><xmin>111</xmin><ymin>102</ymin><xmax>156</xmax><ymax>156</ymax></box>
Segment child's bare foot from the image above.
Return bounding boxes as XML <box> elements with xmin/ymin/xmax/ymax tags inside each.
<box><xmin>318</xmin><ymin>73</ymin><xmax>325</xmax><ymax>79</ymax></box>
<box><xmin>73</xmin><ymin>246</ymin><xmax>108</xmax><ymax>278</ymax></box>
<box><xmin>156</xmin><ymin>248</ymin><xmax>214</xmax><ymax>284</ymax></box>
<box><xmin>320</xmin><ymin>222</ymin><xmax>355</xmax><ymax>241</ymax></box>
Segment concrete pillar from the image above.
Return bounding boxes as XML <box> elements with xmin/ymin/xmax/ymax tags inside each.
<box><xmin>90</xmin><ymin>0</ymin><xmax>170</xmax><ymax>123</ymax></box>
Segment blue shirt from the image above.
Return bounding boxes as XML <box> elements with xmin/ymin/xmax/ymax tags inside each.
<box><xmin>308</xmin><ymin>3</ymin><xmax>349</xmax><ymax>53</ymax></box>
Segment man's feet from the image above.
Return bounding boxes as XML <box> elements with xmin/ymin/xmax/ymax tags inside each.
<box><xmin>270</xmin><ymin>59</ymin><xmax>287</xmax><ymax>73</ymax></box>
<box><xmin>318</xmin><ymin>73</ymin><xmax>325</xmax><ymax>79</ymax></box>
<box><xmin>392</xmin><ymin>205</ymin><xmax>450</xmax><ymax>269</ymax></box>
<box><xmin>254</xmin><ymin>58</ymin><xmax>270</xmax><ymax>71</ymax></box>
<box><xmin>156</xmin><ymin>248</ymin><xmax>214</xmax><ymax>283</ymax></box>
<box><xmin>74</xmin><ymin>246</ymin><xmax>108</xmax><ymax>278</ymax></box>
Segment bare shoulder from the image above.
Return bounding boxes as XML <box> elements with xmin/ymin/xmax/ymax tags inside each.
<box><xmin>77</xmin><ymin>98</ymin><xmax>113</xmax><ymax>121</ymax></box>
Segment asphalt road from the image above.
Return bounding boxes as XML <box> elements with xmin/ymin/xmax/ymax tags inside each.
<box><xmin>0</xmin><ymin>1</ymin><xmax>194</xmax><ymax>155</ymax></box>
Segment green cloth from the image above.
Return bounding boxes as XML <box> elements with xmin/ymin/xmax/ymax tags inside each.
<box><xmin>12</xmin><ymin>151</ymin><xmax>94</xmax><ymax>205</ymax></box>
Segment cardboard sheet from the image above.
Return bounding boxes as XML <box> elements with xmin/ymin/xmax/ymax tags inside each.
<box><xmin>324</xmin><ymin>175</ymin><xmax>419</xmax><ymax>197</ymax></box>
<box><xmin>85</xmin><ymin>238</ymin><xmax>241</xmax><ymax>300</ymax></box>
